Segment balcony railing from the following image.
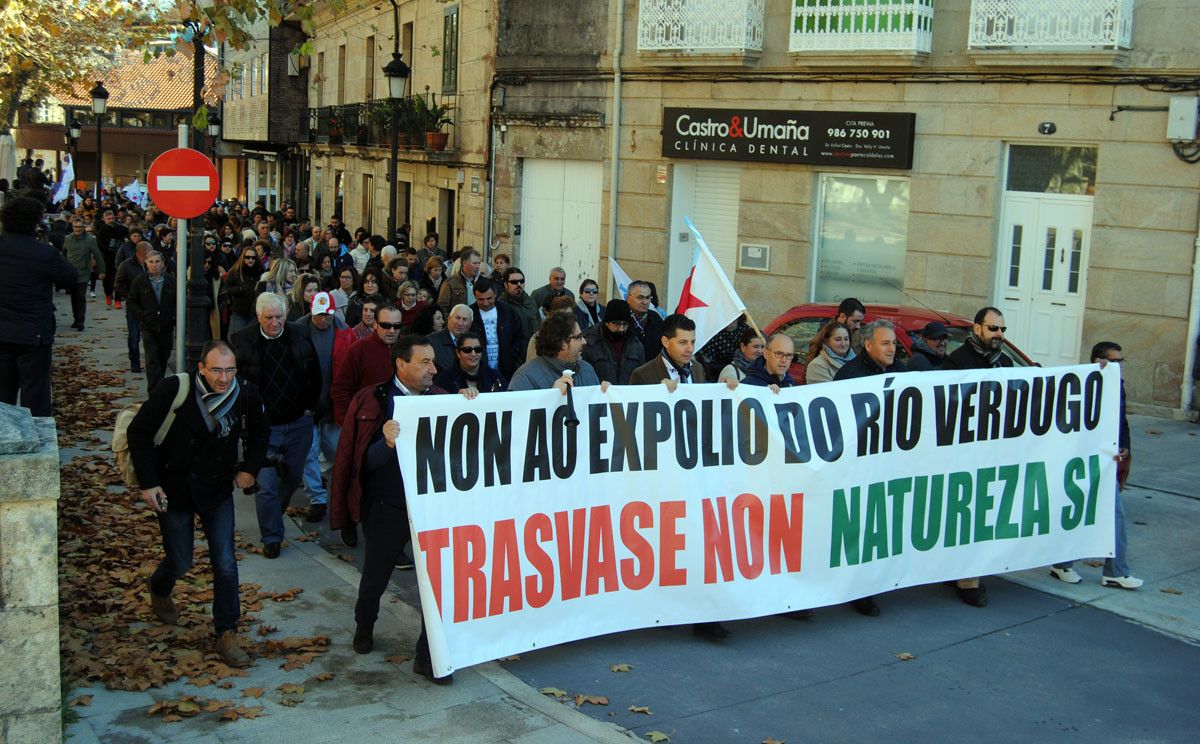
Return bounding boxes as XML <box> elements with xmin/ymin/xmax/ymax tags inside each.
<box><xmin>968</xmin><ymin>0</ymin><xmax>1133</xmax><ymax>50</ymax></box>
<box><xmin>790</xmin><ymin>0</ymin><xmax>934</xmax><ymax>54</ymax></box>
<box><xmin>308</xmin><ymin>94</ymin><xmax>457</xmax><ymax>152</ymax></box>
<box><xmin>637</xmin><ymin>0</ymin><xmax>765</xmax><ymax>54</ymax></box>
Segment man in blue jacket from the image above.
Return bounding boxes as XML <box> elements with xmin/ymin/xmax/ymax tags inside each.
<box><xmin>0</xmin><ymin>196</ymin><xmax>78</xmax><ymax>415</ymax></box>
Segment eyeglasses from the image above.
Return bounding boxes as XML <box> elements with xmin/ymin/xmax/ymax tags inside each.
<box><xmin>206</xmin><ymin>367</ymin><xmax>237</xmax><ymax>376</ymax></box>
<box><xmin>507</xmin><ymin>278</ymin><xmax>525</xmax><ymax>285</ymax></box>
<box><xmin>607</xmin><ymin>321</ymin><xmax>629</xmax><ymax>329</ymax></box>
<box><xmin>376</xmin><ymin>321</ymin><xmax>403</xmax><ymax>330</ymax></box>
<box><xmin>769</xmin><ymin>351</ymin><xmax>794</xmax><ymax>360</ymax></box>
<box><xmin>581</xmin><ymin>288</ymin><xmax>599</xmax><ymax>295</ymax></box>
<box><xmin>458</xmin><ymin>346</ymin><xmax>483</xmax><ymax>354</ymax></box>
<box><xmin>985</xmin><ymin>325</ymin><xmax>1007</xmax><ymax>333</ymax></box>
<box><xmin>570</xmin><ymin>333</ymin><xmax>585</xmax><ymax>340</ymax></box>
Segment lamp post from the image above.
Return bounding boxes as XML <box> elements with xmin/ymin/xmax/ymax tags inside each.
<box><xmin>384</xmin><ymin>0</ymin><xmax>411</xmax><ymax>242</ymax></box>
<box><xmin>90</xmin><ymin>81</ymin><xmax>109</xmax><ymax>198</ymax></box>
<box><xmin>206</xmin><ymin>111</ymin><xmax>222</xmax><ymax>164</ymax></box>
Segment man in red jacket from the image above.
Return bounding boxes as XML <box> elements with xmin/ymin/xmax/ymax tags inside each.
<box><xmin>329</xmin><ymin>335</ymin><xmax>477</xmax><ymax>684</ymax></box>
<box><xmin>328</xmin><ymin>304</ymin><xmax>404</xmax><ymax>545</ymax></box>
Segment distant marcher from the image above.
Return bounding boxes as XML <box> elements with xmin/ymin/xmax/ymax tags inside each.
<box><xmin>582</xmin><ymin>299</ymin><xmax>644</xmax><ymax>385</ymax></box>
<box><xmin>906</xmin><ymin>321</ymin><xmax>950</xmax><ymax>371</ymax></box>
<box><xmin>574</xmin><ymin>279</ymin><xmax>604</xmax><ymax>331</ymax></box>
<box><xmin>126</xmin><ymin>251</ymin><xmax>177</xmax><ymax>392</ymax></box>
<box><xmin>718</xmin><ymin>327</ymin><xmax>765</xmax><ymax>383</ymax></box>
<box><xmin>295</xmin><ymin>291</ymin><xmax>352</xmax><ymax>523</ymax></box>
<box><xmin>434</xmin><ymin>332</ymin><xmax>507</xmax><ymax>393</ymax></box>
<box><xmin>0</xmin><ymin>196</ymin><xmax>78</xmax><ymax>415</ymax></box>
<box><xmin>437</xmin><ymin>247</ymin><xmax>482</xmax><ymax>316</ymax></box>
<box><xmin>508</xmin><ymin>312</ymin><xmax>601</xmax><ymax>392</ymax></box>
<box><xmin>499</xmin><ymin>267</ymin><xmax>540</xmax><ymax>340</ymax></box>
<box><xmin>530</xmin><ymin>266</ymin><xmax>574</xmax><ymax>314</ymax></box>
<box><xmin>806</xmin><ymin>321</ymin><xmax>855</xmax><ymax>384</ymax></box>
<box><xmin>63</xmin><ymin>216</ymin><xmax>105</xmax><ymax>331</ymax></box>
<box><xmin>114</xmin><ymin>241</ymin><xmax>151</xmax><ymax>373</ymax></box>
<box><xmin>470</xmin><ymin>278</ymin><xmax>525</xmax><ymax>380</ymax></box>
<box><xmin>429</xmin><ymin>304</ymin><xmax>472</xmax><ymax>373</ymax></box>
<box><xmin>627</xmin><ymin>280</ymin><xmax>665</xmax><ymax>360</ymax></box>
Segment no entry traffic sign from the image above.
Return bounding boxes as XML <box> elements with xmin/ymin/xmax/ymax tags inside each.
<box><xmin>147</xmin><ymin>148</ymin><xmax>219</xmax><ymax>219</ymax></box>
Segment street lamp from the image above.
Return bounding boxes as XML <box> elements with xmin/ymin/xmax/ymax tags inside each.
<box><xmin>206</xmin><ymin>111</ymin><xmax>222</xmax><ymax>163</ymax></box>
<box><xmin>90</xmin><ymin>81</ymin><xmax>109</xmax><ymax>198</ymax></box>
<box><xmin>383</xmin><ymin>50</ymin><xmax>410</xmax><ymax>241</ymax></box>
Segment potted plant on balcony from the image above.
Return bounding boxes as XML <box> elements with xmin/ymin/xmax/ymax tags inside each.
<box><xmin>397</xmin><ymin>97</ymin><xmax>423</xmax><ymax>150</ymax></box>
<box><xmin>328</xmin><ymin>111</ymin><xmax>344</xmax><ymax>144</ymax></box>
<box><xmin>416</xmin><ymin>94</ymin><xmax>453</xmax><ymax>151</ymax></box>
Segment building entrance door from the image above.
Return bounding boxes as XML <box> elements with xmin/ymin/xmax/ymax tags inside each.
<box><xmin>994</xmin><ymin>193</ymin><xmax>1093</xmax><ymax>366</ymax></box>
<box><xmin>667</xmin><ymin>163</ymin><xmax>740</xmax><ymax>310</ymax></box>
<box><xmin>517</xmin><ymin>159</ymin><xmax>602</xmax><ymax>294</ymax></box>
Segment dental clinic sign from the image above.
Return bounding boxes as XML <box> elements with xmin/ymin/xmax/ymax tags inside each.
<box><xmin>662</xmin><ymin>107</ymin><xmax>916</xmax><ymax>170</ymax></box>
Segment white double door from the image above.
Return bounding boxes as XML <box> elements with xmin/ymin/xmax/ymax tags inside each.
<box><xmin>994</xmin><ymin>193</ymin><xmax>1093</xmax><ymax>367</ymax></box>
<box><xmin>518</xmin><ymin>159</ymin><xmax>602</xmax><ymax>293</ymax></box>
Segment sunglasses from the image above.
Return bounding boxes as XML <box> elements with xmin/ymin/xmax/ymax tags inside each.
<box><xmin>376</xmin><ymin>321</ymin><xmax>403</xmax><ymax>330</ymax></box>
<box><xmin>458</xmin><ymin>346</ymin><xmax>483</xmax><ymax>354</ymax></box>
<box><xmin>581</xmin><ymin>288</ymin><xmax>599</xmax><ymax>295</ymax></box>
<box><xmin>985</xmin><ymin>325</ymin><xmax>1007</xmax><ymax>333</ymax></box>
<box><xmin>507</xmin><ymin>278</ymin><xmax>525</xmax><ymax>285</ymax></box>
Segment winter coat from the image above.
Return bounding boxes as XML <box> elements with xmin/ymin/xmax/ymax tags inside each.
<box><xmin>63</xmin><ymin>232</ymin><xmax>104</xmax><ymax>278</ymax></box>
<box><xmin>0</xmin><ymin>232</ymin><xmax>78</xmax><ymax>345</ymax></box>
<box><xmin>126</xmin><ymin>272</ymin><xmax>177</xmax><ymax>332</ymax></box>
<box><xmin>581</xmin><ymin>323</ymin><xmax>644</xmax><ymax>385</ymax></box>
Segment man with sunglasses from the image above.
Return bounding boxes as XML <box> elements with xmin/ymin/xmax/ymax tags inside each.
<box><xmin>499</xmin><ymin>267</ymin><xmax>540</xmax><ymax>340</ymax></box>
<box><xmin>939</xmin><ymin>306</ymin><xmax>1013</xmax><ymax>608</ymax></box>
<box><xmin>330</xmin><ymin>305</ymin><xmax>406</xmax><ymax>547</ymax></box>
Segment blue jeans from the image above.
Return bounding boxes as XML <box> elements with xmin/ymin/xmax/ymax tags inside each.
<box><xmin>301</xmin><ymin>421</ymin><xmax>341</xmax><ymax>506</ymax></box>
<box><xmin>1055</xmin><ymin>488</ymin><xmax>1131</xmax><ymax>577</ymax></box>
<box><xmin>255</xmin><ymin>414</ymin><xmax>314</xmax><ymax>545</ymax></box>
<box><xmin>125</xmin><ymin>305</ymin><xmax>141</xmax><ymax>369</ymax></box>
<box><xmin>150</xmin><ymin>498</ymin><xmax>239</xmax><ymax>633</ymax></box>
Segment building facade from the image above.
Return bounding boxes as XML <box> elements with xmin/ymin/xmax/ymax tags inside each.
<box><xmin>490</xmin><ymin>0</ymin><xmax>1200</xmax><ymax>414</ymax></box>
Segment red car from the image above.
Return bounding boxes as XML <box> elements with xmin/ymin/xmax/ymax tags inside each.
<box><xmin>763</xmin><ymin>303</ymin><xmax>1037</xmax><ymax>384</ymax></box>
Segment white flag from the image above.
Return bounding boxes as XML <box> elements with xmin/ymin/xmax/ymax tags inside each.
<box><xmin>52</xmin><ymin>154</ymin><xmax>74</xmax><ymax>206</ymax></box>
<box><xmin>675</xmin><ymin>216</ymin><xmax>746</xmax><ymax>351</ymax></box>
<box><xmin>608</xmin><ymin>256</ymin><xmax>660</xmax><ymax>314</ymax></box>
<box><xmin>123</xmin><ymin>178</ymin><xmax>147</xmax><ymax>207</ymax></box>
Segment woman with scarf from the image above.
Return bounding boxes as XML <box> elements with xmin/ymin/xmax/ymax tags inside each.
<box><xmin>394</xmin><ymin>280</ymin><xmax>427</xmax><ymax>328</ymax></box>
<box><xmin>718</xmin><ymin>327</ymin><xmax>767</xmax><ymax>382</ymax></box>
<box><xmin>419</xmin><ymin>257</ymin><xmax>445</xmax><ymax>299</ymax></box>
<box><xmin>805</xmin><ymin>320</ymin><xmax>855</xmax><ymax>384</ymax></box>
<box><xmin>287</xmin><ymin>273</ymin><xmax>322</xmax><ymax>322</ymax></box>
<box><xmin>574</xmin><ymin>279</ymin><xmax>604</xmax><ymax>331</ymax></box>
<box><xmin>219</xmin><ymin>246</ymin><xmax>264</xmax><ymax>336</ymax></box>
<box><xmin>434</xmin><ymin>332</ymin><xmax>507</xmax><ymax>393</ymax></box>
<box><xmin>345</xmin><ymin>267</ymin><xmax>389</xmax><ymax>327</ymax></box>
<box><xmin>255</xmin><ymin>256</ymin><xmax>298</xmax><ymax>306</ymax></box>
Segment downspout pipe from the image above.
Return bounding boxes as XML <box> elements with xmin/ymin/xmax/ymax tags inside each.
<box><xmin>1181</xmin><ymin>221</ymin><xmax>1200</xmax><ymax>419</ymax></box>
<box><xmin>606</xmin><ymin>0</ymin><xmax>626</xmax><ymax>296</ymax></box>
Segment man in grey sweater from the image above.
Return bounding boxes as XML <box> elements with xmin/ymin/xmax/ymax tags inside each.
<box><xmin>63</xmin><ymin>217</ymin><xmax>105</xmax><ymax>330</ymax></box>
<box><xmin>296</xmin><ymin>291</ymin><xmax>349</xmax><ymax>522</ymax></box>
<box><xmin>508</xmin><ymin>312</ymin><xmax>602</xmax><ymax>392</ymax></box>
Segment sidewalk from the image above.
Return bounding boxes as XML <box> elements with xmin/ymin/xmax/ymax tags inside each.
<box><xmin>56</xmin><ymin>296</ymin><xmax>632</xmax><ymax>744</ymax></box>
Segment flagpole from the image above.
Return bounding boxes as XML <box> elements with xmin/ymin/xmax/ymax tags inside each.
<box><xmin>742</xmin><ymin>310</ymin><xmax>766</xmax><ymax>342</ymax></box>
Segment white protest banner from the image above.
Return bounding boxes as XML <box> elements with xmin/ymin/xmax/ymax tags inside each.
<box><xmin>395</xmin><ymin>364</ymin><xmax>1121</xmax><ymax>676</ymax></box>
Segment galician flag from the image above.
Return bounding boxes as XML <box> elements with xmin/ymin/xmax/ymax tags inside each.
<box><xmin>675</xmin><ymin>216</ymin><xmax>746</xmax><ymax>350</ymax></box>
<box><xmin>608</xmin><ymin>255</ymin><xmax>660</xmax><ymax>314</ymax></box>
<box><xmin>51</xmin><ymin>154</ymin><xmax>74</xmax><ymax>206</ymax></box>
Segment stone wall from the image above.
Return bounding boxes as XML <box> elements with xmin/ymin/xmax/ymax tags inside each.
<box><xmin>0</xmin><ymin>405</ymin><xmax>62</xmax><ymax>744</ymax></box>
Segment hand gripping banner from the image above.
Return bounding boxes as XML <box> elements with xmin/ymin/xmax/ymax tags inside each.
<box><xmin>395</xmin><ymin>364</ymin><xmax>1121</xmax><ymax>676</ymax></box>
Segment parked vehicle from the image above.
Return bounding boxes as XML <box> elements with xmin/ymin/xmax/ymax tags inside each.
<box><xmin>763</xmin><ymin>303</ymin><xmax>1037</xmax><ymax>384</ymax></box>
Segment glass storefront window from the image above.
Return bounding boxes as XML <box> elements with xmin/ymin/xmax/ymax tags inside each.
<box><xmin>1006</xmin><ymin>145</ymin><xmax>1097</xmax><ymax>195</ymax></box>
<box><xmin>812</xmin><ymin>174</ymin><xmax>910</xmax><ymax>305</ymax></box>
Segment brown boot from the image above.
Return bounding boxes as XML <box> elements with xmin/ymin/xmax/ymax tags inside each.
<box><xmin>148</xmin><ymin>582</ymin><xmax>179</xmax><ymax>625</ymax></box>
<box><xmin>215</xmin><ymin>630</ymin><xmax>250</xmax><ymax>668</ymax></box>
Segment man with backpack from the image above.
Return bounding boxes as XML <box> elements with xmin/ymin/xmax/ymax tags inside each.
<box><xmin>125</xmin><ymin>340</ymin><xmax>270</xmax><ymax>667</ymax></box>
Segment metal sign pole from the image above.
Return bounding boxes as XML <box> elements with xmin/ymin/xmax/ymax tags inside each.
<box><xmin>174</xmin><ymin>124</ymin><xmax>188</xmax><ymax>369</ymax></box>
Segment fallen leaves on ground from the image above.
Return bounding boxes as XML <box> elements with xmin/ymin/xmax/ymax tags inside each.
<box><xmin>68</xmin><ymin>695</ymin><xmax>93</xmax><ymax>707</ymax></box>
<box><xmin>574</xmin><ymin>694</ymin><xmax>608</xmax><ymax>706</ymax></box>
<box><xmin>539</xmin><ymin>687</ymin><xmax>569</xmax><ymax>699</ymax></box>
<box><xmin>610</xmin><ymin>663</ymin><xmax>633</xmax><ymax>673</ymax></box>
<box><xmin>895</xmin><ymin>652</ymin><xmax>916</xmax><ymax>661</ymax></box>
<box><xmin>277</xmin><ymin>683</ymin><xmax>305</xmax><ymax>695</ymax></box>
<box><xmin>242</xmin><ymin>687</ymin><xmax>264</xmax><ymax>698</ymax></box>
<box><xmin>763</xmin><ymin>738</ymin><xmax>785</xmax><ymax>744</ymax></box>
<box><xmin>385</xmin><ymin>654</ymin><xmax>410</xmax><ymax>665</ymax></box>
<box><xmin>1084</xmin><ymin>560</ymin><xmax>1105</xmax><ymax>567</ymax></box>
<box><xmin>1161</xmin><ymin>587</ymin><xmax>1184</xmax><ymax>595</ymax></box>
<box><xmin>53</xmin><ymin>343</ymin><xmax>332</xmax><ymax>707</ymax></box>
<box><xmin>645</xmin><ymin>732</ymin><xmax>671</xmax><ymax>742</ymax></box>
<box><xmin>628</xmin><ymin>705</ymin><xmax>652</xmax><ymax>715</ymax></box>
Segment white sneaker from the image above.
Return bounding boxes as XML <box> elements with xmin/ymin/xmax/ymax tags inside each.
<box><xmin>1049</xmin><ymin>567</ymin><xmax>1082</xmax><ymax>584</ymax></box>
<box><xmin>88</xmin><ymin>290</ymin><xmax>96</xmax><ymax>298</ymax></box>
<box><xmin>1101</xmin><ymin>575</ymin><xmax>1144</xmax><ymax>589</ymax></box>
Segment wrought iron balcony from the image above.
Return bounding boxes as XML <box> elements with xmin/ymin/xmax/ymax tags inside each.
<box><xmin>308</xmin><ymin>94</ymin><xmax>457</xmax><ymax>152</ymax></box>
<box><xmin>637</xmin><ymin>0</ymin><xmax>765</xmax><ymax>55</ymax></box>
<box><xmin>968</xmin><ymin>0</ymin><xmax>1133</xmax><ymax>50</ymax></box>
<box><xmin>789</xmin><ymin>0</ymin><xmax>934</xmax><ymax>54</ymax></box>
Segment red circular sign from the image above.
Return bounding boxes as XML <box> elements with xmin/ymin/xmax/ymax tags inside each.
<box><xmin>147</xmin><ymin>148</ymin><xmax>219</xmax><ymax>219</ymax></box>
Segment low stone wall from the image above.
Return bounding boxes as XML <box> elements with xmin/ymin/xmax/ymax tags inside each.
<box><xmin>0</xmin><ymin>405</ymin><xmax>63</xmax><ymax>744</ymax></box>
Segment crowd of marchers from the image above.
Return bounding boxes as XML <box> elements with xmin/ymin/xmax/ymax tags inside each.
<box><xmin>0</xmin><ymin>191</ymin><xmax>1139</xmax><ymax>685</ymax></box>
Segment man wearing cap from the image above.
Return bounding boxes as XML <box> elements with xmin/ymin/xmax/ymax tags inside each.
<box><xmin>906</xmin><ymin>321</ymin><xmax>950</xmax><ymax>371</ymax></box>
<box><xmin>582</xmin><ymin>299</ymin><xmax>645</xmax><ymax>385</ymax></box>
<box><xmin>296</xmin><ymin>291</ymin><xmax>353</xmax><ymax>523</ymax></box>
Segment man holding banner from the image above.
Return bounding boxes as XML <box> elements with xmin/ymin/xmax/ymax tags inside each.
<box><xmin>336</xmin><ymin>335</ymin><xmax>477</xmax><ymax>685</ymax></box>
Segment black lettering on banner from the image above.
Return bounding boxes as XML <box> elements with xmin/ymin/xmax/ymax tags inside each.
<box><xmin>550</xmin><ymin>405</ymin><xmax>577</xmax><ymax>479</ymax></box>
<box><xmin>416</xmin><ymin>415</ymin><xmax>448</xmax><ymax>494</ymax></box>
<box><xmin>850</xmin><ymin>391</ymin><xmax>880</xmax><ymax>456</ymax></box>
<box><xmin>933</xmin><ymin>386</ymin><xmax>958</xmax><ymax>446</ymax></box>
<box><xmin>1029</xmin><ymin>377</ymin><xmax>1054</xmax><ymax>435</ymax></box>
<box><xmin>588</xmin><ymin>403</ymin><xmax>609</xmax><ymax>474</ymax></box>
<box><xmin>1055</xmin><ymin>373</ymin><xmax>1081</xmax><ymax>433</ymax></box>
<box><xmin>737</xmin><ymin>399</ymin><xmax>769</xmax><ymax>465</ymax></box>
<box><xmin>774</xmin><ymin>402</ymin><xmax>811</xmax><ymax>464</ymax></box>
<box><xmin>700</xmin><ymin>400</ymin><xmax>722</xmax><ymax>467</ymax></box>
<box><xmin>609</xmin><ymin>402</ymin><xmax>642</xmax><ymax>472</ymax></box>
<box><xmin>1003</xmin><ymin>379</ymin><xmax>1029</xmax><ymax>438</ymax></box>
<box><xmin>957</xmin><ymin>382</ymin><xmax>978</xmax><ymax>444</ymax></box>
<box><xmin>1083</xmin><ymin>371</ymin><xmax>1103</xmax><ymax>430</ymax></box>
<box><xmin>449</xmin><ymin>412</ymin><xmax>481</xmax><ymax>491</ymax></box>
<box><xmin>809</xmin><ymin>397</ymin><xmax>843</xmax><ymax>462</ymax></box>
<box><xmin>523</xmin><ymin>409</ymin><xmax>550</xmax><ymax>482</ymax></box>
<box><xmin>642</xmin><ymin>401</ymin><xmax>671</xmax><ymax>471</ymax></box>
<box><xmin>673</xmin><ymin>400</ymin><xmax>699</xmax><ymax>469</ymax></box>
<box><xmin>483</xmin><ymin>411</ymin><xmax>513</xmax><ymax>487</ymax></box>
<box><xmin>895</xmin><ymin>386</ymin><xmax>921</xmax><ymax>450</ymax></box>
<box><xmin>719</xmin><ymin>398</ymin><xmax>735</xmax><ymax>465</ymax></box>
<box><xmin>976</xmin><ymin>381</ymin><xmax>1003</xmax><ymax>442</ymax></box>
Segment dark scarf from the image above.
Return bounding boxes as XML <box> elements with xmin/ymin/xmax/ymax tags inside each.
<box><xmin>731</xmin><ymin>349</ymin><xmax>755</xmax><ymax>374</ymax></box>
<box><xmin>966</xmin><ymin>333</ymin><xmax>1004</xmax><ymax>367</ymax></box>
<box><xmin>661</xmin><ymin>351</ymin><xmax>693</xmax><ymax>383</ymax></box>
<box><xmin>196</xmin><ymin>375</ymin><xmax>241</xmax><ymax>437</ymax></box>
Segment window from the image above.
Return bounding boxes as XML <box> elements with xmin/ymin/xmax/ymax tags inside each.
<box><xmin>261</xmin><ymin>53</ymin><xmax>268</xmax><ymax>94</ymax></box>
<box><xmin>334</xmin><ymin>170</ymin><xmax>344</xmax><ymax>221</ymax></box>
<box><xmin>1006</xmin><ymin>145</ymin><xmax>1097</xmax><ymax>195</ymax></box>
<box><xmin>249</xmin><ymin>58</ymin><xmax>256</xmax><ymax>97</ymax></box>
<box><xmin>337</xmin><ymin>44</ymin><xmax>346</xmax><ymax>105</ymax></box>
<box><xmin>812</xmin><ymin>174</ymin><xmax>910</xmax><ymax>304</ymax></box>
<box><xmin>1007</xmin><ymin>224</ymin><xmax>1022</xmax><ymax>288</ymax></box>
<box><xmin>361</xmin><ymin>174</ymin><xmax>373</xmax><ymax>233</ymax></box>
<box><xmin>314</xmin><ymin>167</ymin><xmax>323</xmax><ymax>225</ymax></box>
<box><xmin>316</xmin><ymin>52</ymin><xmax>325</xmax><ymax>106</ymax></box>
<box><xmin>364</xmin><ymin>35</ymin><xmax>375</xmax><ymax>101</ymax></box>
<box><xmin>442</xmin><ymin>6</ymin><xmax>459</xmax><ymax>94</ymax></box>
